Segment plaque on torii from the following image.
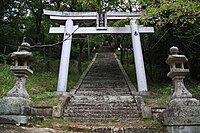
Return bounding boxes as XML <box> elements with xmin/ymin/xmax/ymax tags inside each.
<box><xmin>44</xmin><ymin>8</ymin><xmax>154</xmax><ymax>96</ymax></box>
<box><xmin>97</xmin><ymin>0</ymin><xmax>108</xmax><ymax>29</ymax></box>
<box><xmin>97</xmin><ymin>12</ymin><xmax>107</xmax><ymax>30</ymax></box>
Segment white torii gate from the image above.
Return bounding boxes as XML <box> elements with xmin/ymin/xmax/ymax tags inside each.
<box><xmin>44</xmin><ymin>10</ymin><xmax>154</xmax><ymax>96</ymax></box>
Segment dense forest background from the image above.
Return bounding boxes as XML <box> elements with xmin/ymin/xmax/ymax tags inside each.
<box><xmin>0</xmin><ymin>0</ymin><xmax>200</xmax><ymax>85</ymax></box>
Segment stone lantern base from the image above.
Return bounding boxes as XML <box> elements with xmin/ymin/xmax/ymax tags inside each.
<box><xmin>0</xmin><ymin>97</ymin><xmax>32</xmax><ymax>124</ymax></box>
<box><xmin>161</xmin><ymin>97</ymin><xmax>200</xmax><ymax>133</ymax></box>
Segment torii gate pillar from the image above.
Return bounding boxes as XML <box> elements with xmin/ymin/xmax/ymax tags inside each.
<box><xmin>130</xmin><ymin>20</ymin><xmax>148</xmax><ymax>92</ymax></box>
<box><xmin>56</xmin><ymin>19</ymin><xmax>73</xmax><ymax>96</ymax></box>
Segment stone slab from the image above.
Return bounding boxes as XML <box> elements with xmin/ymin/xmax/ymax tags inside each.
<box><xmin>0</xmin><ymin>97</ymin><xmax>31</xmax><ymax>115</ymax></box>
<box><xmin>167</xmin><ymin>126</ymin><xmax>200</xmax><ymax>133</ymax></box>
<box><xmin>0</xmin><ymin>115</ymin><xmax>29</xmax><ymax>124</ymax></box>
<box><xmin>0</xmin><ymin>124</ymin><xmax>62</xmax><ymax>133</ymax></box>
<box><xmin>52</xmin><ymin>106</ymin><xmax>62</xmax><ymax>118</ymax></box>
<box><xmin>166</xmin><ymin>106</ymin><xmax>200</xmax><ymax>117</ymax></box>
<box><xmin>142</xmin><ymin>106</ymin><xmax>152</xmax><ymax>119</ymax></box>
<box><xmin>162</xmin><ymin>116</ymin><xmax>200</xmax><ymax>126</ymax></box>
<box><xmin>168</xmin><ymin>98</ymin><xmax>199</xmax><ymax>106</ymax></box>
<box><xmin>132</xmin><ymin>91</ymin><xmax>152</xmax><ymax>96</ymax></box>
<box><xmin>162</xmin><ymin>97</ymin><xmax>200</xmax><ymax>126</ymax></box>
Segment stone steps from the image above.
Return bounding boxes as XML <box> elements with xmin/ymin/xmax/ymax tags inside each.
<box><xmin>68</xmin><ymin>96</ymin><xmax>135</xmax><ymax>102</ymax></box>
<box><xmin>68</xmin><ymin>103</ymin><xmax>135</xmax><ymax>106</ymax></box>
<box><xmin>79</xmin><ymin>88</ymin><xmax>129</xmax><ymax>91</ymax></box>
<box><xmin>67</xmin><ymin>102</ymin><xmax>137</xmax><ymax>108</ymax></box>
<box><xmin>84</xmin><ymin>77</ymin><xmax>123</xmax><ymax>80</ymax></box>
<box><xmin>77</xmin><ymin>87</ymin><xmax>130</xmax><ymax>90</ymax></box>
<box><xmin>65</xmin><ymin>105</ymin><xmax>138</xmax><ymax>110</ymax></box>
<box><xmin>81</xmin><ymin>81</ymin><xmax>127</xmax><ymax>85</ymax></box>
<box><xmin>86</xmin><ymin>73</ymin><xmax>123</xmax><ymax>76</ymax></box>
<box><xmin>64</xmin><ymin>113</ymin><xmax>140</xmax><ymax>119</ymax></box>
<box><xmin>63</xmin><ymin>117</ymin><xmax>140</xmax><ymax>122</ymax></box>
<box><xmin>64</xmin><ymin>107</ymin><xmax>139</xmax><ymax>114</ymax></box>
<box><xmin>75</xmin><ymin>90</ymin><xmax>131</xmax><ymax>94</ymax></box>
<box><xmin>64</xmin><ymin>46</ymin><xmax>139</xmax><ymax>122</ymax></box>
<box><xmin>75</xmin><ymin>92</ymin><xmax>131</xmax><ymax>96</ymax></box>
<box><xmin>80</xmin><ymin>84</ymin><xmax>128</xmax><ymax>88</ymax></box>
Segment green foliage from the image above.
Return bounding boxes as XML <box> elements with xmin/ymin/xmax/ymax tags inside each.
<box><xmin>138</xmin><ymin>0</ymin><xmax>200</xmax><ymax>80</ymax></box>
<box><xmin>140</xmin><ymin>0</ymin><xmax>200</xmax><ymax>28</ymax></box>
<box><xmin>31</xmin><ymin>92</ymin><xmax>60</xmax><ymax>106</ymax></box>
<box><xmin>0</xmin><ymin>65</ymin><xmax>15</xmax><ymax>98</ymax></box>
<box><xmin>149</xmin><ymin>83</ymin><xmax>173</xmax><ymax>96</ymax></box>
<box><xmin>119</xmin><ymin>53</ymin><xmax>199</xmax><ymax>107</ymax></box>
<box><xmin>27</xmin><ymin>71</ymin><xmax>57</xmax><ymax>93</ymax></box>
<box><xmin>68</xmin><ymin>60</ymin><xmax>90</xmax><ymax>90</ymax></box>
<box><xmin>31</xmin><ymin>51</ymin><xmax>60</xmax><ymax>72</ymax></box>
<box><xmin>109</xmin><ymin>19</ymin><xmax>130</xmax><ymax>27</ymax></box>
<box><xmin>0</xmin><ymin>54</ymin><xmax>91</xmax><ymax>106</ymax></box>
<box><xmin>123</xmin><ymin>64</ymin><xmax>136</xmax><ymax>85</ymax></box>
<box><xmin>187</xmin><ymin>81</ymin><xmax>200</xmax><ymax>100</ymax></box>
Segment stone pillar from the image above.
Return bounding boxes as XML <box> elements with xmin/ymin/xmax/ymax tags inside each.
<box><xmin>57</xmin><ymin>19</ymin><xmax>73</xmax><ymax>96</ymax></box>
<box><xmin>161</xmin><ymin>46</ymin><xmax>200</xmax><ymax>133</ymax></box>
<box><xmin>7</xmin><ymin>75</ymin><xmax>30</xmax><ymax>98</ymax></box>
<box><xmin>130</xmin><ymin>20</ymin><xmax>148</xmax><ymax>92</ymax></box>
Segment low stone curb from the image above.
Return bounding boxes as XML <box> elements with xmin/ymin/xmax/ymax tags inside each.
<box><xmin>114</xmin><ymin>53</ymin><xmax>137</xmax><ymax>94</ymax></box>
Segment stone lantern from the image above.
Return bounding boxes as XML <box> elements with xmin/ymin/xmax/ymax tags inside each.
<box><xmin>0</xmin><ymin>40</ymin><xmax>33</xmax><ymax>124</ymax></box>
<box><xmin>7</xmin><ymin>40</ymin><xmax>33</xmax><ymax>98</ymax></box>
<box><xmin>161</xmin><ymin>46</ymin><xmax>200</xmax><ymax>133</ymax></box>
<box><xmin>165</xmin><ymin>46</ymin><xmax>192</xmax><ymax>99</ymax></box>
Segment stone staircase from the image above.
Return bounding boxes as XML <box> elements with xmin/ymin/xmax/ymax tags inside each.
<box><xmin>64</xmin><ymin>46</ymin><xmax>140</xmax><ymax>122</ymax></box>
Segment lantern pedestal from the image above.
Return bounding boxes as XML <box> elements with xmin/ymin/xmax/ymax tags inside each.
<box><xmin>7</xmin><ymin>66</ymin><xmax>33</xmax><ymax>99</ymax></box>
<box><xmin>171</xmin><ymin>77</ymin><xmax>192</xmax><ymax>100</ymax></box>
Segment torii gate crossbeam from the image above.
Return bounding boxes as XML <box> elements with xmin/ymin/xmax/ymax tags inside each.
<box><xmin>44</xmin><ymin>9</ymin><xmax>154</xmax><ymax>96</ymax></box>
<box><xmin>49</xmin><ymin>26</ymin><xmax>154</xmax><ymax>34</ymax></box>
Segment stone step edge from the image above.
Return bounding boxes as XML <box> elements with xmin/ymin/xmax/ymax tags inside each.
<box><xmin>66</xmin><ymin>105</ymin><xmax>137</xmax><ymax>110</ymax></box>
<box><xmin>69</xmin><ymin>95</ymin><xmax>135</xmax><ymax>102</ymax></box>
<box><xmin>64</xmin><ymin>113</ymin><xmax>140</xmax><ymax>117</ymax></box>
<box><xmin>64</xmin><ymin>109</ymin><xmax>140</xmax><ymax>114</ymax></box>
<box><xmin>63</xmin><ymin>117</ymin><xmax>141</xmax><ymax>121</ymax></box>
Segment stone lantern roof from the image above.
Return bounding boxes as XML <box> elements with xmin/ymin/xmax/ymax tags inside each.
<box><xmin>165</xmin><ymin>46</ymin><xmax>189</xmax><ymax>79</ymax></box>
<box><xmin>10</xmin><ymin>40</ymin><xmax>33</xmax><ymax>76</ymax></box>
<box><xmin>166</xmin><ymin>46</ymin><xmax>188</xmax><ymax>65</ymax></box>
<box><xmin>11</xmin><ymin>41</ymin><xmax>33</xmax><ymax>62</ymax></box>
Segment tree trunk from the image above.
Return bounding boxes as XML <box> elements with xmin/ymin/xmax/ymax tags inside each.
<box><xmin>120</xmin><ymin>47</ymin><xmax>124</xmax><ymax>65</ymax></box>
<box><xmin>35</xmin><ymin>1</ymin><xmax>43</xmax><ymax>43</ymax></box>
<box><xmin>78</xmin><ymin>43</ymin><xmax>83</xmax><ymax>75</ymax></box>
